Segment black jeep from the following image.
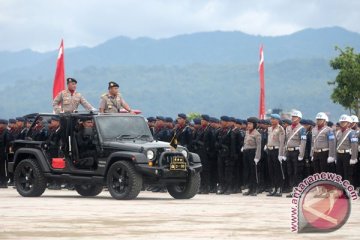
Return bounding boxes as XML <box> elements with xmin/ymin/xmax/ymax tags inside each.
<box><xmin>7</xmin><ymin>113</ymin><xmax>202</xmax><ymax>200</ymax></box>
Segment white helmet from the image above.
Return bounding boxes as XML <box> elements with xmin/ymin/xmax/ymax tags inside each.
<box><xmin>291</xmin><ymin>110</ymin><xmax>302</xmax><ymax>119</ymax></box>
<box><xmin>339</xmin><ymin>114</ymin><xmax>352</xmax><ymax>123</ymax></box>
<box><xmin>351</xmin><ymin>115</ymin><xmax>359</xmax><ymax>123</ymax></box>
<box><xmin>315</xmin><ymin>112</ymin><xmax>328</xmax><ymax>122</ymax></box>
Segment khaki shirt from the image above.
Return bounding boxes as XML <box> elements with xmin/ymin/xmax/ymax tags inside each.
<box><xmin>53</xmin><ymin>89</ymin><xmax>94</xmax><ymax>114</ymax></box>
<box><xmin>285</xmin><ymin>124</ymin><xmax>307</xmax><ymax>159</ymax></box>
<box><xmin>336</xmin><ymin>128</ymin><xmax>358</xmax><ymax>159</ymax></box>
<box><xmin>311</xmin><ymin>126</ymin><xmax>336</xmax><ymax>158</ymax></box>
<box><xmin>243</xmin><ymin>129</ymin><xmax>262</xmax><ymax>160</ymax></box>
<box><xmin>99</xmin><ymin>93</ymin><xmax>126</xmax><ymax>113</ymax></box>
<box><xmin>267</xmin><ymin>124</ymin><xmax>285</xmax><ymax>156</ymax></box>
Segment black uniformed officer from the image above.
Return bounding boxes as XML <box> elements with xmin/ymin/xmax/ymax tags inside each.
<box><xmin>194</xmin><ymin>114</ymin><xmax>213</xmax><ymax>194</ymax></box>
<box><xmin>216</xmin><ymin>116</ymin><xmax>234</xmax><ymax>195</ymax></box>
<box><xmin>147</xmin><ymin>117</ymin><xmax>156</xmax><ymax>136</ymax></box>
<box><xmin>174</xmin><ymin>114</ymin><xmax>193</xmax><ymax>148</ymax></box>
<box><xmin>0</xmin><ymin>119</ymin><xmax>11</xmax><ymax>188</ymax></box>
<box><xmin>231</xmin><ymin>119</ymin><xmax>245</xmax><ymax>193</ymax></box>
<box><xmin>153</xmin><ymin>116</ymin><xmax>170</xmax><ymax>142</ymax></box>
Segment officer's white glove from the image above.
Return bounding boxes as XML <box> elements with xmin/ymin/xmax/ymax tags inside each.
<box><xmin>311</xmin><ymin>156</ymin><xmax>314</xmax><ymax>162</ymax></box>
<box><xmin>327</xmin><ymin>157</ymin><xmax>335</xmax><ymax>164</ymax></box>
<box><xmin>282</xmin><ymin>156</ymin><xmax>287</xmax><ymax>161</ymax></box>
<box><xmin>264</xmin><ymin>145</ymin><xmax>267</xmax><ymax>151</ymax></box>
<box><xmin>241</xmin><ymin>147</ymin><xmax>244</xmax><ymax>152</ymax></box>
<box><xmin>278</xmin><ymin>156</ymin><xmax>283</xmax><ymax>163</ymax></box>
<box><xmin>254</xmin><ymin>158</ymin><xmax>260</xmax><ymax>165</ymax></box>
<box><xmin>298</xmin><ymin>157</ymin><xmax>304</xmax><ymax>161</ymax></box>
<box><xmin>350</xmin><ymin>159</ymin><xmax>358</xmax><ymax>165</ymax></box>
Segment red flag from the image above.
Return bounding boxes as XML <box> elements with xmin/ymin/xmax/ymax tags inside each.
<box><xmin>53</xmin><ymin>40</ymin><xmax>65</xmax><ymax>99</ymax></box>
<box><xmin>258</xmin><ymin>45</ymin><xmax>265</xmax><ymax>119</ymax></box>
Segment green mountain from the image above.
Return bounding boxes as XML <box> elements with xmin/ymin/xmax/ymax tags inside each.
<box><xmin>0</xmin><ymin>26</ymin><xmax>358</xmax><ymax>121</ymax></box>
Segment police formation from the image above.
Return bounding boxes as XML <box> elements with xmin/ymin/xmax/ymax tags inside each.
<box><xmin>0</xmin><ymin>78</ymin><xmax>360</xmax><ymax>199</ymax></box>
<box><xmin>148</xmin><ymin>111</ymin><xmax>360</xmax><ymax>197</ymax></box>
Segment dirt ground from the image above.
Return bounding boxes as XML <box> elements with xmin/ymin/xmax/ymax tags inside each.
<box><xmin>0</xmin><ymin>188</ymin><xmax>359</xmax><ymax>240</ymax></box>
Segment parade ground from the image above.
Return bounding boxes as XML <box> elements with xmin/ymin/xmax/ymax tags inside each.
<box><xmin>0</xmin><ymin>188</ymin><xmax>359</xmax><ymax>240</ymax></box>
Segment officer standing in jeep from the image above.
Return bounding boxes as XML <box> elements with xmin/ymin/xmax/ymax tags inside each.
<box><xmin>53</xmin><ymin>78</ymin><xmax>95</xmax><ymax>114</ymax></box>
<box><xmin>99</xmin><ymin>81</ymin><xmax>134</xmax><ymax>114</ymax></box>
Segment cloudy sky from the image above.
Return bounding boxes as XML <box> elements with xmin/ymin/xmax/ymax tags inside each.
<box><xmin>1</xmin><ymin>0</ymin><xmax>359</xmax><ymax>52</ymax></box>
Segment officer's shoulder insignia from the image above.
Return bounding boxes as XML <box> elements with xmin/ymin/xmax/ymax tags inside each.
<box><xmin>101</xmin><ymin>93</ymin><xmax>108</xmax><ymax>98</ymax></box>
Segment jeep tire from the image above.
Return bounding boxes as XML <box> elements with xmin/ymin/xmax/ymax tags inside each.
<box><xmin>14</xmin><ymin>159</ymin><xmax>47</xmax><ymax>197</ymax></box>
<box><xmin>167</xmin><ymin>172</ymin><xmax>200</xmax><ymax>199</ymax></box>
<box><xmin>107</xmin><ymin>161</ymin><xmax>143</xmax><ymax>200</ymax></box>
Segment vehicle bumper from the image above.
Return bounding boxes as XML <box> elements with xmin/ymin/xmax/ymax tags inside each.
<box><xmin>135</xmin><ymin>163</ymin><xmax>202</xmax><ymax>181</ymax></box>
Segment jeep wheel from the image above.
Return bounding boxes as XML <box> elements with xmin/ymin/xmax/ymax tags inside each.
<box><xmin>167</xmin><ymin>172</ymin><xmax>200</xmax><ymax>199</ymax></box>
<box><xmin>14</xmin><ymin>159</ymin><xmax>47</xmax><ymax>197</ymax></box>
<box><xmin>75</xmin><ymin>184</ymin><xmax>103</xmax><ymax>197</ymax></box>
<box><xmin>107</xmin><ymin>161</ymin><xmax>143</xmax><ymax>200</ymax></box>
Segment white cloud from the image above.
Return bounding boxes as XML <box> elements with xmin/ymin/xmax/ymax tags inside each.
<box><xmin>0</xmin><ymin>0</ymin><xmax>359</xmax><ymax>51</ymax></box>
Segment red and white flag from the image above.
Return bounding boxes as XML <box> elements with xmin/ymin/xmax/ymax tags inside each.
<box><xmin>258</xmin><ymin>45</ymin><xmax>265</xmax><ymax>119</ymax></box>
<box><xmin>53</xmin><ymin>39</ymin><xmax>65</xmax><ymax>99</ymax></box>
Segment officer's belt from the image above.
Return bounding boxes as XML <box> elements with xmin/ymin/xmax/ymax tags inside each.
<box><xmin>314</xmin><ymin>148</ymin><xmax>329</xmax><ymax>153</ymax></box>
<box><xmin>267</xmin><ymin>146</ymin><xmax>279</xmax><ymax>150</ymax></box>
<box><xmin>337</xmin><ymin>149</ymin><xmax>351</xmax><ymax>154</ymax></box>
<box><xmin>287</xmin><ymin>147</ymin><xmax>300</xmax><ymax>151</ymax></box>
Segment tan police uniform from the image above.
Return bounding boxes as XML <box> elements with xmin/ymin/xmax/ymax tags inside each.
<box><xmin>53</xmin><ymin>89</ymin><xmax>94</xmax><ymax>114</ymax></box>
<box><xmin>99</xmin><ymin>93</ymin><xmax>127</xmax><ymax>113</ymax></box>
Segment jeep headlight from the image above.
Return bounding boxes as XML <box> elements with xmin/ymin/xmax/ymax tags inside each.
<box><xmin>146</xmin><ymin>150</ymin><xmax>155</xmax><ymax>160</ymax></box>
<box><xmin>180</xmin><ymin>149</ymin><xmax>188</xmax><ymax>158</ymax></box>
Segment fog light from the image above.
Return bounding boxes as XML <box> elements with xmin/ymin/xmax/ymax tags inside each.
<box><xmin>148</xmin><ymin>161</ymin><xmax>153</xmax><ymax>167</ymax></box>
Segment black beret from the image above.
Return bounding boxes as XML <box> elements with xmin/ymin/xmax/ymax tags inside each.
<box><xmin>201</xmin><ymin>114</ymin><xmax>210</xmax><ymax>122</ymax></box>
<box><xmin>229</xmin><ymin>117</ymin><xmax>236</xmax><ymax>122</ymax></box>
<box><xmin>264</xmin><ymin>119</ymin><xmax>271</xmax><ymax>125</ymax></box>
<box><xmin>220</xmin><ymin>116</ymin><xmax>230</xmax><ymax>122</ymax></box>
<box><xmin>67</xmin><ymin>78</ymin><xmax>77</xmax><ymax>84</ymax></box>
<box><xmin>156</xmin><ymin>116</ymin><xmax>165</xmax><ymax>121</ymax></box>
<box><xmin>247</xmin><ymin>117</ymin><xmax>258</xmax><ymax>124</ymax></box>
<box><xmin>16</xmin><ymin>117</ymin><xmax>25</xmax><ymax>122</ymax></box>
<box><xmin>0</xmin><ymin>119</ymin><xmax>8</xmax><ymax>125</ymax></box>
<box><xmin>193</xmin><ymin>118</ymin><xmax>201</xmax><ymax>125</ymax></box>
<box><xmin>177</xmin><ymin>113</ymin><xmax>187</xmax><ymax>119</ymax></box>
<box><xmin>9</xmin><ymin>119</ymin><xmax>16</xmax><ymax>124</ymax></box>
<box><xmin>108</xmin><ymin>81</ymin><xmax>119</xmax><ymax>89</ymax></box>
<box><xmin>235</xmin><ymin>119</ymin><xmax>242</xmax><ymax>124</ymax></box>
<box><xmin>147</xmin><ymin>117</ymin><xmax>156</xmax><ymax>122</ymax></box>
<box><xmin>300</xmin><ymin>119</ymin><xmax>308</xmax><ymax>125</ymax></box>
<box><xmin>327</xmin><ymin>121</ymin><xmax>334</xmax><ymax>127</ymax></box>
<box><xmin>51</xmin><ymin>116</ymin><xmax>60</xmax><ymax>121</ymax></box>
<box><xmin>282</xmin><ymin>119</ymin><xmax>292</xmax><ymax>125</ymax></box>
<box><xmin>165</xmin><ymin>117</ymin><xmax>173</xmax><ymax>123</ymax></box>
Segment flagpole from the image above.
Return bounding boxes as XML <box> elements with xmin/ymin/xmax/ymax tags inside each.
<box><xmin>258</xmin><ymin>45</ymin><xmax>265</xmax><ymax>119</ymax></box>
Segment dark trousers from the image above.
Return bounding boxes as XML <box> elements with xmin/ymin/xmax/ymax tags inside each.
<box><xmin>286</xmin><ymin>150</ymin><xmax>304</xmax><ymax>188</ymax></box>
<box><xmin>337</xmin><ymin>153</ymin><xmax>354</xmax><ymax>185</ymax></box>
<box><xmin>313</xmin><ymin>151</ymin><xmax>329</xmax><ymax>173</ymax></box>
<box><xmin>268</xmin><ymin>149</ymin><xmax>284</xmax><ymax>189</ymax></box>
<box><xmin>232</xmin><ymin>154</ymin><xmax>242</xmax><ymax>190</ymax></box>
<box><xmin>199</xmin><ymin>150</ymin><xmax>210</xmax><ymax>192</ymax></box>
<box><xmin>208</xmin><ymin>154</ymin><xmax>218</xmax><ymax>190</ymax></box>
<box><xmin>217</xmin><ymin>155</ymin><xmax>234</xmax><ymax>191</ymax></box>
<box><xmin>0</xmin><ymin>157</ymin><xmax>8</xmax><ymax>185</ymax></box>
<box><xmin>243</xmin><ymin>149</ymin><xmax>257</xmax><ymax>192</ymax></box>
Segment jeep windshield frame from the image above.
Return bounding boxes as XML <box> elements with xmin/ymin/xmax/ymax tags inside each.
<box><xmin>94</xmin><ymin>115</ymin><xmax>153</xmax><ymax>142</ymax></box>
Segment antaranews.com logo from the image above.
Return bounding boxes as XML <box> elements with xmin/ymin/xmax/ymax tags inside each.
<box><xmin>291</xmin><ymin>172</ymin><xmax>358</xmax><ymax>233</ymax></box>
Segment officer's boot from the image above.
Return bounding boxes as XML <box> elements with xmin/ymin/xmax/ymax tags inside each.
<box><xmin>267</xmin><ymin>188</ymin><xmax>276</xmax><ymax>196</ymax></box>
<box><xmin>274</xmin><ymin>188</ymin><xmax>283</xmax><ymax>197</ymax></box>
